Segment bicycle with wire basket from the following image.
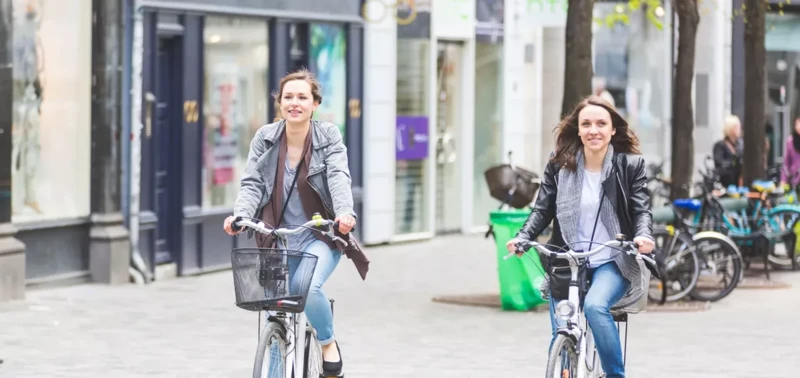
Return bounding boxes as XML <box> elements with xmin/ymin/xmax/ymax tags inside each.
<box><xmin>507</xmin><ymin>235</ymin><xmax>655</xmax><ymax>378</ymax></box>
<box><xmin>231</xmin><ymin>213</ymin><xmax>348</xmax><ymax>378</ymax></box>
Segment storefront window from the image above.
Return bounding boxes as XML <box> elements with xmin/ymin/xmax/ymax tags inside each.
<box><xmin>395</xmin><ymin>39</ymin><xmax>431</xmax><ymax>235</ymax></box>
<box><xmin>593</xmin><ymin>3</ymin><xmax>669</xmax><ymax>165</ymax></box>
<box><xmin>765</xmin><ymin>13</ymin><xmax>800</xmax><ymax>163</ymax></box>
<box><xmin>11</xmin><ymin>0</ymin><xmax>92</xmax><ymax>223</ymax></box>
<box><xmin>310</xmin><ymin>23</ymin><xmax>348</xmax><ymax>139</ymax></box>
<box><xmin>202</xmin><ymin>16</ymin><xmax>268</xmax><ymax>209</ymax></box>
<box><xmin>472</xmin><ymin>41</ymin><xmax>504</xmax><ymax>227</ymax></box>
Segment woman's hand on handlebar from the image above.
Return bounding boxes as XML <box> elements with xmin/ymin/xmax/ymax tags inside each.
<box><xmin>223</xmin><ymin>215</ymin><xmax>242</xmax><ymax>236</ymax></box>
<box><xmin>633</xmin><ymin>236</ymin><xmax>654</xmax><ymax>254</ymax></box>
<box><xmin>335</xmin><ymin>214</ymin><xmax>356</xmax><ymax>234</ymax></box>
<box><xmin>505</xmin><ymin>238</ymin><xmax>526</xmax><ymax>256</ymax></box>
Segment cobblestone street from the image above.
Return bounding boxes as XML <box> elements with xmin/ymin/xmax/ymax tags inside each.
<box><xmin>1</xmin><ymin>234</ymin><xmax>799</xmax><ymax>377</ymax></box>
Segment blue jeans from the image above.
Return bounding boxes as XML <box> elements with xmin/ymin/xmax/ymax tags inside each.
<box><xmin>548</xmin><ymin>262</ymin><xmax>630</xmax><ymax>378</ymax></box>
<box><xmin>287</xmin><ymin>240</ymin><xmax>342</xmax><ymax>345</ymax></box>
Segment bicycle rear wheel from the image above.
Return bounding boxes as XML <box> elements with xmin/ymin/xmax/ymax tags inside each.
<box><xmin>689</xmin><ymin>234</ymin><xmax>742</xmax><ymax>302</ymax></box>
<box><xmin>254</xmin><ymin>321</ymin><xmax>288</xmax><ymax>378</ymax></box>
<box><xmin>303</xmin><ymin>329</ymin><xmax>323</xmax><ymax>378</ymax></box>
<box><xmin>545</xmin><ymin>334</ymin><xmax>579</xmax><ymax>378</ymax></box>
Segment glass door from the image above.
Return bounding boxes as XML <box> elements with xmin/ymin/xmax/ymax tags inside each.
<box><xmin>435</xmin><ymin>41</ymin><xmax>464</xmax><ymax>233</ymax></box>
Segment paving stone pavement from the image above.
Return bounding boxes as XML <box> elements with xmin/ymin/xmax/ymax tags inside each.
<box><xmin>1</xmin><ymin>234</ymin><xmax>800</xmax><ymax>378</ymax></box>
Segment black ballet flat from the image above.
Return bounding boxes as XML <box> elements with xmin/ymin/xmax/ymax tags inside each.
<box><xmin>321</xmin><ymin>341</ymin><xmax>343</xmax><ymax>376</ymax></box>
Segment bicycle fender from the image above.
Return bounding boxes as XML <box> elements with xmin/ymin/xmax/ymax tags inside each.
<box><xmin>556</xmin><ymin>327</ymin><xmax>581</xmax><ymax>344</ymax></box>
<box><xmin>767</xmin><ymin>204</ymin><xmax>800</xmax><ymax>215</ymax></box>
<box><xmin>692</xmin><ymin>231</ymin><xmax>743</xmax><ymax>259</ymax></box>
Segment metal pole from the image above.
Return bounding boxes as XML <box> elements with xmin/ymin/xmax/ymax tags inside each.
<box><xmin>128</xmin><ymin>0</ymin><xmax>151</xmax><ymax>283</ymax></box>
<box><xmin>121</xmin><ymin>0</ymin><xmax>132</xmax><ymax>226</ymax></box>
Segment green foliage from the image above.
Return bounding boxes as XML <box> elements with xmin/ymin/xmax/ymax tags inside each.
<box><xmin>726</xmin><ymin>0</ymin><xmax>792</xmax><ymax>31</ymax></box>
<box><xmin>600</xmin><ymin>0</ymin><xmax>665</xmax><ymax>30</ymax></box>
<box><xmin>526</xmin><ymin>0</ymin><xmax>665</xmax><ymax>30</ymax></box>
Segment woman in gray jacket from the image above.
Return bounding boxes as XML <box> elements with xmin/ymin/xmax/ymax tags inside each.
<box><xmin>223</xmin><ymin>69</ymin><xmax>368</xmax><ymax>376</ymax></box>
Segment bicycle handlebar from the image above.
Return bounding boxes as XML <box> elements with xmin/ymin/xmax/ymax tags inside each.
<box><xmin>231</xmin><ymin>215</ymin><xmax>348</xmax><ymax>245</ymax></box>
<box><xmin>505</xmin><ymin>238</ymin><xmax>656</xmax><ymax>266</ymax></box>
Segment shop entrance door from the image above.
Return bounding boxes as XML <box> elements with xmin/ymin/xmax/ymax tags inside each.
<box><xmin>152</xmin><ymin>35</ymin><xmax>182</xmax><ymax>265</ymax></box>
<box><xmin>435</xmin><ymin>41</ymin><xmax>464</xmax><ymax>233</ymax></box>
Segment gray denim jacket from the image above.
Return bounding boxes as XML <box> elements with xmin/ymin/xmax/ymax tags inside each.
<box><xmin>233</xmin><ymin>120</ymin><xmax>356</xmax><ymax>220</ymax></box>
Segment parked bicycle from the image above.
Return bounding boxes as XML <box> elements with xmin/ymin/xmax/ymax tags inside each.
<box><xmin>231</xmin><ymin>214</ymin><xmax>347</xmax><ymax>378</ymax></box>
<box><xmin>508</xmin><ymin>235</ymin><xmax>655</xmax><ymax>378</ymax></box>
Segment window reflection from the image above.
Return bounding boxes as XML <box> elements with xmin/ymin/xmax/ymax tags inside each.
<box><xmin>395</xmin><ymin>39</ymin><xmax>431</xmax><ymax>234</ymax></box>
<box><xmin>473</xmin><ymin>41</ymin><xmax>504</xmax><ymax>227</ymax></box>
<box><xmin>202</xmin><ymin>17</ymin><xmax>268</xmax><ymax>209</ymax></box>
<box><xmin>594</xmin><ymin>3</ymin><xmax>668</xmax><ymax>164</ymax></box>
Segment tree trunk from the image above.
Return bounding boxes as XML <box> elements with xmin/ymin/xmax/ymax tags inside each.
<box><xmin>670</xmin><ymin>0</ymin><xmax>700</xmax><ymax>200</ymax></box>
<box><xmin>561</xmin><ymin>0</ymin><xmax>594</xmax><ymax>117</ymax></box>
<box><xmin>742</xmin><ymin>0</ymin><xmax>767</xmax><ymax>184</ymax></box>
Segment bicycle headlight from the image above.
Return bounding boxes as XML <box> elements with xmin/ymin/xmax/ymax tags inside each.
<box><xmin>555</xmin><ymin>300</ymin><xmax>577</xmax><ymax>320</ymax></box>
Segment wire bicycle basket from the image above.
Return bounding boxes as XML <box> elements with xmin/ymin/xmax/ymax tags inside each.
<box><xmin>231</xmin><ymin>248</ymin><xmax>318</xmax><ymax>313</ymax></box>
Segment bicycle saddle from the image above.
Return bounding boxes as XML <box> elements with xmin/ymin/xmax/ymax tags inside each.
<box><xmin>672</xmin><ymin>198</ymin><xmax>702</xmax><ymax>211</ymax></box>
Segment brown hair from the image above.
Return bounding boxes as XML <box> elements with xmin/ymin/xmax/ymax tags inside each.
<box><xmin>272</xmin><ymin>68</ymin><xmax>323</xmax><ymax>122</ymax></box>
<box><xmin>550</xmin><ymin>95</ymin><xmax>640</xmax><ymax>171</ymax></box>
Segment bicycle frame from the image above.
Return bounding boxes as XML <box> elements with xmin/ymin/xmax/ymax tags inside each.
<box><xmin>561</xmin><ymin>254</ymin><xmax>597</xmax><ymax>378</ymax></box>
<box><xmin>507</xmin><ymin>238</ymin><xmax>653</xmax><ymax>377</ymax></box>
<box><xmin>234</xmin><ymin>215</ymin><xmax>345</xmax><ymax>378</ymax></box>
<box><xmin>275</xmin><ymin>232</ymin><xmax>308</xmax><ymax>378</ymax></box>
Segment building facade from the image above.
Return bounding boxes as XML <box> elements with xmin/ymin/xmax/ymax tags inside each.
<box><xmin>124</xmin><ymin>0</ymin><xmax>365</xmax><ymax>278</ymax></box>
<box><xmin>732</xmin><ymin>0</ymin><xmax>800</xmax><ymax>166</ymax></box>
<box><xmin>362</xmin><ymin>0</ymin><xmax>533</xmax><ymax>245</ymax></box>
<box><xmin>0</xmin><ymin>0</ymin><xmax>128</xmax><ymax>301</ymax></box>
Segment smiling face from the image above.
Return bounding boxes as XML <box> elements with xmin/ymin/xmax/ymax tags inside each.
<box><xmin>279</xmin><ymin>79</ymin><xmax>319</xmax><ymax>124</ymax></box>
<box><xmin>578</xmin><ymin>104</ymin><xmax>616</xmax><ymax>154</ymax></box>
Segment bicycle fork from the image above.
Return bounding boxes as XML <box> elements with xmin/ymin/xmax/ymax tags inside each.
<box><xmin>286</xmin><ymin>312</ymin><xmax>307</xmax><ymax>378</ymax></box>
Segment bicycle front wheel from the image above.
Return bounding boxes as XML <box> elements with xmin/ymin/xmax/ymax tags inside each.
<box><xmin>764</xmin><ymin>209</ymin><xmax>800</xmax><ymax>268</ymax></box>
<box><xmin>545</xmin><ymin>334</ymin><xmax>579</xmax><ymax>378</ymax></box>
<box><xmin>253</xmin><ymin>321</ymin><xmax>288</xmax><ymax>378</ymax></box>
<box><xmin>303</xmin><ymin>330</ymin><xmax>323</xmax><ymax>378</ymax></box>
<box><xmin>647</xmin><ymin>229</ymin><xmax>701</xmax><ymax>303</ymax></box>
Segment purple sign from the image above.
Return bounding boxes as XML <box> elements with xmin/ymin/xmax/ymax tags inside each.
<box><xmin>396</xmin><ymin>116</ymin><xmax>430</xmax><ymax>161</ymax></box>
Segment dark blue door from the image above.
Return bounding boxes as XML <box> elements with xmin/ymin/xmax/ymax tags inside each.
<box><xmin>154</xmin><ymin>36</ymin><xmax>181</xmax><ymax>265</ymax></box>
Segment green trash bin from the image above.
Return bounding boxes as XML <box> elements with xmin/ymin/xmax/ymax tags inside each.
<box><xmin>490</xmin><ymin>209</ymin><xmax>548</xmax><ymax>311</ymax></box>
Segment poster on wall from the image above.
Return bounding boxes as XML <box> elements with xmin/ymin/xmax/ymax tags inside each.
<box><xmin>204</xmin><ymin>60</ymin><xmax>242</xmax><ymax>206</ymax></box>
<box><xmin>309</xmin><ymin>24</ymin><xmax>347</xmax><ymax>139</ymax></box>
<box><xmin>396</xmin><ymin>116</ymin><xmax>430</xmax><ymax>160</ymax></box>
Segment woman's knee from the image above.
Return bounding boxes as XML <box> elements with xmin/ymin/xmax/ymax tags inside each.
<box><xmin>583</xmin><ymin>298</ymin><xmax>609</xmax><ymax>319</ymax></box>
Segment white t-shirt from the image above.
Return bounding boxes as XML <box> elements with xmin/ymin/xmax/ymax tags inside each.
<box><xmin>575</xmin><ymin>170</ymin><xmax>617</xmax><ymax>266</ymax></box>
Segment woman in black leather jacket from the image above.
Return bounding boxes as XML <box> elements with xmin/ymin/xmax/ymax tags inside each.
<box><xmin>505</xmin><ymin>95</ymin><xmax>654</xmax><ymax>378</ymax></box>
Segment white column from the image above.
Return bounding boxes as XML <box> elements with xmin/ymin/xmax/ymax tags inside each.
<box><xmin>692</xmin><ymin>2</ymin><xmax>728</xmax><ymax>179</ymax></box>
<box><xmin>527</xmin><ymin>2</ymin><xmax>567</xmax><ymax>173</ymax></box>
<box><xmin>362</xmin><ymin>6</ymin><xmax>397</xmax><ymax>245</ymax></box>
<box><xmin>502</xmin><ymin>0</ymin><xmax>531</xmax><ymax>170</ymax></box>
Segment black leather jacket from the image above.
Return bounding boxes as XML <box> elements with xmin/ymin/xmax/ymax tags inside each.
<box><xmin>516</xmin><ymin>153</ymin><xmax>653</xmax><ymax>262</ymax></box>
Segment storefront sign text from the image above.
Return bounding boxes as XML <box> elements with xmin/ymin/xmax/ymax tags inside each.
<box><xmin>362</xmin><ymin>0</ymin><xmax>419</xmax><ymax>25</ymax></box>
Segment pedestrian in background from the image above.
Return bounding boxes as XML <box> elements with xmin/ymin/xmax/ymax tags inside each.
<box><xmin>781</xmin><ymin>116</ymin><xmax>800</xmax><ymax>188</ymax></box>
<box><xmin>713</xmin><ymin>115</ymin><xmax>744</xmax><ymax>187</ymax></box>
